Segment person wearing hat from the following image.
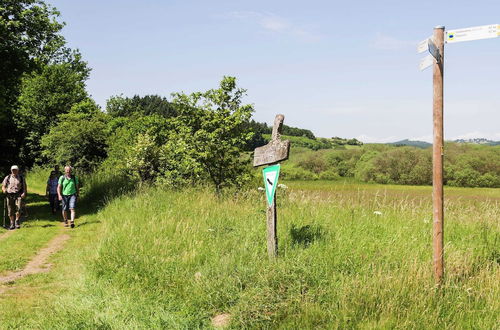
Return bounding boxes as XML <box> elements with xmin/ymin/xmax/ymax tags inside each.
<box><xmin>2</xmin><ymin>165</ymin><xmax>27</xmax><ymax>229</ymax></box>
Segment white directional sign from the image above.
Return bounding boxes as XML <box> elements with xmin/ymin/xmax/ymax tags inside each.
<box><xmin>419</xmin><ymin>54</ymin><xmax>434</xmax><ymax>71</ymax></box>
<box><xmin>417</xmin><ymin>37</ymin><xmax>431</xmax><ymax>53</ymax></box>
<box><xmin>446</xmin><ymin>24</ymin><xmax>499</xmax><ymax>43</ymax></box>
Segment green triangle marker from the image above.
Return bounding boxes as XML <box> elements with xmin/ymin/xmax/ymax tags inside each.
<box><xmin>262</xmin><ymin>164</ymin><xmax>280</xmax><ymax>206</ymax></box>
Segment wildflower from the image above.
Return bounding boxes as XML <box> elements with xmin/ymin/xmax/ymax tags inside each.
<box><xmin>258</xmin><ymin>187</ymin><xmax>265</xmax><ymax>191</ymax></box>
<box><xmin>373</xmin><ymin>211</ymin><xmax>382</xmax><ymax>216</ymax></box>
<box><xmin>278</xmin><ymin>184</ymin><xmax>288</xmax><ymax>189</ymax></box>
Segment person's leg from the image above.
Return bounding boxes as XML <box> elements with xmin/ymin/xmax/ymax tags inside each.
<box><xmin>15</xmin><ymin>197</ymin><xmax>23</xmax><ymax>228</ymax></box>
<box><xmin>7</xmin><ymin>196</ymin><xmax>15</xmax><ymax>229</ymax></box>
<box><xmin>61</xmin><ymin>195</ymin><xmax>69</xmax><ymax>226</ymax></box>
<box><xmin>69</xmin><ymin>194</ymin><xmax>77</xmax><ymax>228</ymax></box>
<box><xmin>49</xmin><ymin>194</ymin><xmax>55</xmax><ymax>213</ymax></box>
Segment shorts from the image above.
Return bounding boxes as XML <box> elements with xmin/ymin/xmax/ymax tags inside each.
<box><xmin>6</xmin><ymin>194</ymin><xmax>22</xmax><ymax>217</ymax></box>
<box><xmin>62</xmin><ymin>194</ymin><xmax>77</xmax><ymax>211</ymax></box>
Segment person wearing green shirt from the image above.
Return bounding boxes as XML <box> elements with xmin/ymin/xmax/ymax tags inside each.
<box><xmin>57</xmin><ymin>166</ymin><xmax>80</xmax><ymax>228</ymax></box>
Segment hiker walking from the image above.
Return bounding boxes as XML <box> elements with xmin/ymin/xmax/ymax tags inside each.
<box><xmin>58</xmin><ymin>166</ymin><xmax>80</xmax><ymax>228</ymax></box>
<box><xmin>2</xmin><ymin>165</ymin><xmax>27</xmax><ymax>230</ymax></box>
<box><xmin>46</xmin><ymin>171</ymin><xmax>59</xmax><ymax>214</ymax></box>
<box><xmin>54</xmin><ymin>165</ymin><xmax>62</xmax><ymax>178</ymax></box>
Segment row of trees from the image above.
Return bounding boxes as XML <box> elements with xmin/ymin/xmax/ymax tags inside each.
<box><xmin>1</xmin><ymin>0</ymin><xmax>90</xmax><ymax>172</ymax></box>
<box><xmin>39</xmin><ymin>77</ymin><xmax>255</xmax><ymax>193</ymax></box>
<box><xmin>287</xmin><ymin>144</ymin><xmax>500</xmax><ymax>187</ymax></box>
<box><xmin>1</xmin><ymin>1</ymin><xmax>256</xmax><ymax>193</ymax></box>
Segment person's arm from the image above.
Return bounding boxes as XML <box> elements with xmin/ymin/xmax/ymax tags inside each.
<box><xmin>21</xmin><ymin>179</ymin><xmax>27</xmax><ymax>199</ymax></box>
<box><xmin>57</xmin><ymin>179</ymin><xmax>62</xmax><ymax>201</ymax></box>
<box><xmin>2</xmin><ymin>177</ymin><xmax>7</xmax><ymax>194</ymax></box>
<box><xmin>46</xmin><ymin>180</ymin><xmax>50</xmax><ymax>196</ymax></box>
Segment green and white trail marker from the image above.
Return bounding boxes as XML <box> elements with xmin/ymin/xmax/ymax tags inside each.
<box><xmin>262</xmin><ymin>164</ymin><xmax>280</xmax><ymax>207</ymax></box>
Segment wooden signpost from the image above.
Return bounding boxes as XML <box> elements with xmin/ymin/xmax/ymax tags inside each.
<box><xmin>253</xmin><ymin>114</ymin><xmax>290</xmax><ymax>259</ymax></box>
<box><xmin>418</xmin><ymin>24</ymin><xmax>499</xmax><ymax>284</ymax></box>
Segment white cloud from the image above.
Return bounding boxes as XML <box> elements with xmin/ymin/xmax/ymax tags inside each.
<box><xmin>410</xmin><ymin>134</ymin><xmax>433</xmax><ymax>143</ymax></box>
<box><xmin>356</xmin><ymin>134</ymin><xmax>401</xmax><ymax>143</ymax></box>
<box><xmin>259</xmin><ymin>15</ymin><xmax>289</xmax><ymax>32</ymax></box>
<box><xmin>225</xmin><ymin>11</ymin><xmax>323</xmax><ymax>42</ymax></box>
<box><xmin>371</xmin><ymin>32</ymin><xmax>416</xmax><ymax>51</ymax></box>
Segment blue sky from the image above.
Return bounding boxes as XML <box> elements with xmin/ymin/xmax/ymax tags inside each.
<box><xmin>50</xmin><ymin>0</ymin><xmax>500</xmax><ymax>142</ymax></box>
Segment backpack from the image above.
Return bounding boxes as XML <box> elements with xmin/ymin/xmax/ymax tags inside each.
<box><xmin>5</xmin><ymin>174</ymin><xmax>25</xmax><ymax>194</ymax></box>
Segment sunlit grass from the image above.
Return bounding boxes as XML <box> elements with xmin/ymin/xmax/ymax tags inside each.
<box><xmin>41</xmin><ymin>181</ymin><xmax>500</xmax><ymax>328</ymax></box>
<box><xmin>1</xmin><ymin>178</ymin><xmax>498</xmax><ymax>328</ymax></box>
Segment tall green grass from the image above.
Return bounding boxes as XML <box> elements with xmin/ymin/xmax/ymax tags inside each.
<box><xmin>38</xmin><ymin>181</ymin><xmax>499</xmax><ymax>328</ymax></box>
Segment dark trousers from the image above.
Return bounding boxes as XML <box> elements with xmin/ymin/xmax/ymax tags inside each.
<box><xmin>49</xmin><ymin>194</ymin><xmax>59</xmax><ymax>211</ymax></box>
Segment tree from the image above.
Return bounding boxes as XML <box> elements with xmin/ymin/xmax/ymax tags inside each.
<box><xmin>106</xmin><ymin>94</ymin><xmax>177</xmax><ymax>118</ymax></box>
<box><xmin>0</xmin><ymin>0</ymin><xmax>67</xmax><ymax>171</ymax></box>
<box><xmin>40</xmin><ymin>99</ymin><xmax>109</xmax><ymax>172</ymax></box>
<box><xmin>171</xmin><ymin>76</ymin><xmax>254</xmax><ymax>193</ymax></box>
<box><xmin>15</xmin><ymin>59</ymin><xmax>90</xmax><ymax>165</ymax></box>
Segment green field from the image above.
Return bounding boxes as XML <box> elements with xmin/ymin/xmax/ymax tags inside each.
<box><xmin>0</xmin><ymin>175</ymin><xmax>499</xmax><ymax>329</ymax></box>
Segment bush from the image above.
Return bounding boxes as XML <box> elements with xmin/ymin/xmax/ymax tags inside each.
<box><xmin>40</xmin><ymin>99</ymin><xmax>109</xmax><ymax>173</ymax></box>
<box><xmin>319</xmin><ymin>169</ymin><xmax>340</xmax><ymax>180</ymax></box>
<box><xmin>281</xmin><ymin>165</ymin><xmax>318</xmax><ymax>180</ymax></box>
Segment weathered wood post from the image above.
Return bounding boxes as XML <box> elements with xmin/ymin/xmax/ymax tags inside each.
<box><xmin>432</xmin><ymin>26</ymin><xmax>445</xmax><ymax>284</ymax></box>
<box><xmin>253</xmin><ymin>114</ymin><xmax>290</xmax><ymax>259</ymax></box>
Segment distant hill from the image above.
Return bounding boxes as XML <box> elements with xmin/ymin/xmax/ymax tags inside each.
<box><xmin>389</xmin><ymin>139</ymin><xmax>431</xmax><ymax>148</ymax></box>
<box><xmin>453</xmin><ymin>138</ymin><xmax>500</xmax><ymax>146</ymax></box>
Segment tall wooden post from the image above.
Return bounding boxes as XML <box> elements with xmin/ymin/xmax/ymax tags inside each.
<box><xmin>432</xmin><ymin>26</ymin><xmax>445</xmax><ymax>283</ymax></box>
<box><xmin>267</xmin><ymin>194</ymin><xmax>278</xmax><ymax>258</ymax></box>
<box><xmin>253</xmin><ymin>114</ymin><xmax>290</xmax><ymax>259</ymax></box>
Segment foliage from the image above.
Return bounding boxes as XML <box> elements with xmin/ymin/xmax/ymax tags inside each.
<box><xmin>0</xmin><ymin>0</ymin><xmax>67</xmax><ymax>172</ymax></box>
<box><xmin>243</xmin><ymin>120</ymin><xmax>268</xmax><ymax>151</ymax></box>
<box><xmin>40</xmin><ymin>99</ymin><xmax>109</xmax><ymax>172</ymax></box>
<box><xmin>355</xmin><ymin>147</ymin><xmax>432</xmax><ymax>185</ymax></box>
<box><xmin>169</xmin><ymin>76</ymin><xmax>254</xmax><ymax>193</ymax></box>
<box><xmin>104</xmin><ymin>114</ymin><xmax>171</xmax><ymax>181</ymax></box>
<box><xmin>14</xmin><ymin>57</ymin><xmax>90</xmax><ymax>166</ymax></box>
<box><xmin>104</xmin><ymin>77</ymin><xmax>254</xmax><ymax>193</ymax></box>
<box><xmin>283</xmin><ymin>143</ymin><xmax>499</xmax><ymax>188</ymax></box>
<box><xmin>106</xmin><ymin>94</ymin><xmax>176</xmax><ymax>118</ymax></box>
<box><xmin>263</xmin><ymin>134</ymin><xmax>335</xmax><ymax>150</ymax></box>
<box><xmin>445</xmin><ymin>143</ymin><xmax>500</xmax><ymax>187</ymax></box>
<box><xmin>331</xmin><ymin>136</ymin><xmax>363</xmax><ymax>146</ymax></box>
<box><xmin>282</xmin><ymin>124</ymin><xmax>315</xmax><ymax>139</ymax></box>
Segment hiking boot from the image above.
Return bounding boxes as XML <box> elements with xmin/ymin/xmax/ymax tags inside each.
<box><xmin>15</xmin><ymin>220</ymin><xmax>20</xmax><ymax>229</ymax></box>
<box><xmin>9</xmin><ymin>224</ymin><xmax>15</xmax><ymax>230</ymax></box>
<box><xmin>70</xmin><ymin>222</ymin><xmax>75</xmax><ymax>228</ymax></box>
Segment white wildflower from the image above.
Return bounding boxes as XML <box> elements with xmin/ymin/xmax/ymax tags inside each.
<box><xmin>278</xmin><ymin>184</ymin><xmax>288</xmax><ymax>189</ymax></box>
<box><xmin>373</xmin><ymin>211</ymin><xmax>382</xmax><ymax>216</ymax></box>
<box><xmin>257</xmin><ymin>187</ymin><xmax>265</xmax><ymax>191</ymax></box>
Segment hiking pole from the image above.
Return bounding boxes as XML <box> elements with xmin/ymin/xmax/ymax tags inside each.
<box><xmin>3</xmin><ymin>196</ymin><xmax>7</xmax><ymax>229</ymax></box>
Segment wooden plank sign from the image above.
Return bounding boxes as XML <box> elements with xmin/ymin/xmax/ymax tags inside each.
<box><xmin>253</xmin><ymin>114</ymin><xmax>291</xmax><ymax>167</ymax></box>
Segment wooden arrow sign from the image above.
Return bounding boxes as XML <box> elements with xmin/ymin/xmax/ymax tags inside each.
<box><xmin>253</xmin><ymin>114</ymin><xmax>291</xmax><ymax>167</ymax></box>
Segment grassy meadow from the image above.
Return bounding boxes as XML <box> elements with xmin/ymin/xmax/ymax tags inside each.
<box><xmin>1</xmin><ymin>172</ymin><xmax>499</xmax><ymax>329</ymax></box>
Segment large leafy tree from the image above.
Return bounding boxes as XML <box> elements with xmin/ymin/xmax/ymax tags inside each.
<box><xmin>171</xmin><ymin>76</ymin><xmax>254</xmax><ymax>193</ymax></box>
<box><xmin>0</xmin><ymin>0</ymin><xmax>66</xmax><ymax>171</ymax></box>
<box><xmin>15</xmin><ymin>58</ymin><xmax>90</xmax><ymax>165</ymax></box>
